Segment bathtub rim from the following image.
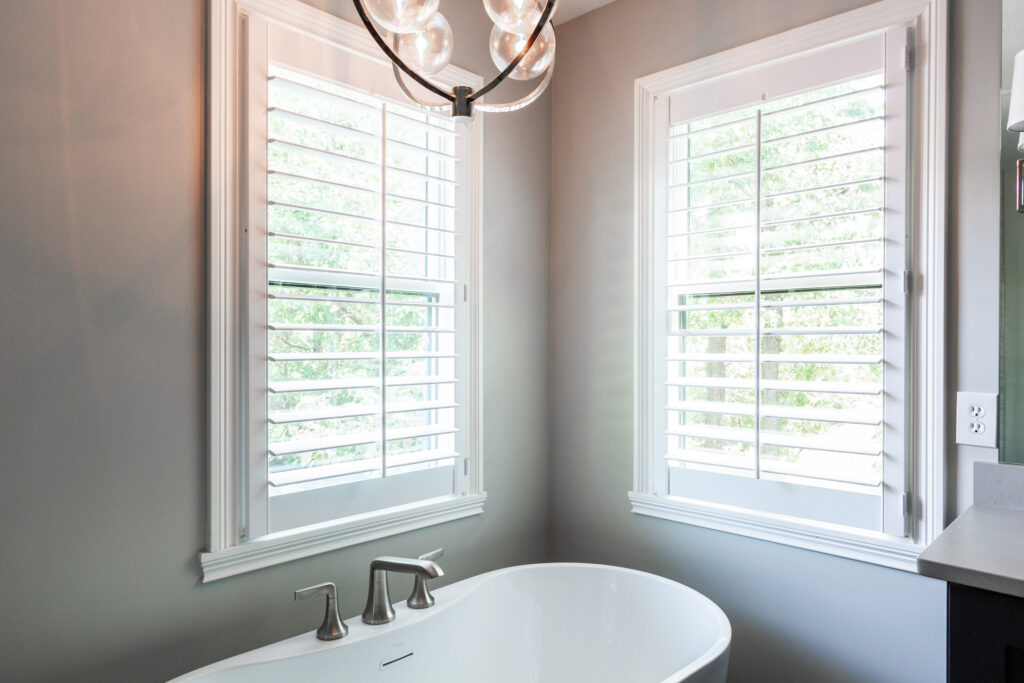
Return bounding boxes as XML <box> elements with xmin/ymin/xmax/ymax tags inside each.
<box><xmin>171</xmin><ymin>562</ymin><xmax>731</xmax><ymax>682</ymax></box>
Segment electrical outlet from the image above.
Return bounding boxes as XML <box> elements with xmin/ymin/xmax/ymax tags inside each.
<box><xmin>955</xmin><ymin>392</ymin><xmax>998</xmax><ymax>448</ymax></box>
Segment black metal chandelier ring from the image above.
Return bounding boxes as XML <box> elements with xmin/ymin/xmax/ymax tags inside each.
<box><xmin>351</xmin><ymin>0</ymin><xmax>558</xmax><ymax>120</ymax></box>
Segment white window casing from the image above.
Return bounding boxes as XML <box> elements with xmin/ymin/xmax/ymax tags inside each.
<box><xmin>632</xmin><ymin>0</ymin><xmax>947</xmax><ymax>571</ymax></box>
<box><xmin>205</xmin><ymin>0</ymin><xmax>484</xmax><ymax>582</ymax></box>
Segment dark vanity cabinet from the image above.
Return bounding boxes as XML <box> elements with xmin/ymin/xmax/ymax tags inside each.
<box><xmin>949</xmin><ymin>583</ymin><xmax>1024</xmax><ymax>682</ymax></box>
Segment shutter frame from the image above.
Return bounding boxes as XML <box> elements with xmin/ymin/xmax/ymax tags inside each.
<box><xmin>658</xmin><ymin>31</ymin><xmax>909</xmax><ymax>532</ymax></box>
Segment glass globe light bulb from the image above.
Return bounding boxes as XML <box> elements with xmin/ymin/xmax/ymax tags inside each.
<box><xmin>483</xmin><ymin>0</ymin><xmax>548</xmax><ymax>34</ymax></box>
<box><xmin>489</xmin><ymin>22</ymin><xmax>555</xmax><ymax>81</ymax></box>
<box><xmin>364</xmin><ymin>0</ymin><xmax>439</xmax><ymax>34</ymax></box>
<box><xmin>396</xmin><ymin>12</ymin><xmax>453</xmax><ymax>77</ymax></box>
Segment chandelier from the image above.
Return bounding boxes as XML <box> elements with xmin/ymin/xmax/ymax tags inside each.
<box><xmin>352</xmin><ymin>0</ymin><xmax>558</xmax><ymax>121</ymax></box>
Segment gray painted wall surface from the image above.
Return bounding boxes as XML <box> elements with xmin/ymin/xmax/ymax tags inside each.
<box><xmin>0</xmin><ymin>1</ymin><xmax>550</xmax><ymax>680</ymax></box>
<box><xmin>1001</xmin><ymin>0</ymin><xmax>1024</xmax><ymax>464</ymax></box>
<box><xmin>549</xmin><ymin>0</ymin><xmax>1000</xmax><ymax>681</ymax></box>
<box><xmin>0</xmin><ymin>0</ymin><xmax>1005</xmax><ymax>680</ymax></box>
<box><xmin>948</xmin><ymin>0</ymin><xmax>1003</xmax><ymax>500</ymax></box>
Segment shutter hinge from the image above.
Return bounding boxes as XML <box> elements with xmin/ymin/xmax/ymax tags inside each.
<box><xmin>463</xmin><ymin>284</ymin><xmax>468</xmax><ymax>302</ymax></box>
<box><xmin>464</xmin><ymin>458</ymin><xmax>469</xmax><ymax>476</ymax></box>
<box><xmin>902</xmin><ymin>270</ymin><xmax>913</xmax><ymax>295</ymax></box>
<box><xmin>904</xmin><ymin>43</ymin><xmax>914</xmax><ymax>72</ymax></box>
<box><xmin>902</xmin><ymin>492</ymin><xmax>913</xmax><ymax>519</ymax></box>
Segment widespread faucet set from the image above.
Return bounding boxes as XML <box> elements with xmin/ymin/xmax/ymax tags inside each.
<box><xmin>293</xmin><ymin>548</ymin><xmax>445</xmax><ymax>641</ymax></box>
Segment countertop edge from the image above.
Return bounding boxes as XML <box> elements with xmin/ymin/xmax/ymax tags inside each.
<box><xmin>917</xmin><ymin>504</ymin><xmax>1024</xmax><ymax>599</ymax></box>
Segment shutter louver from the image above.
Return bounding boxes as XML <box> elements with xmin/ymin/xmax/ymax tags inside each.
<box><xmin>264</xmin><ymin>67</ymin><xmax>459</xmax><ymax>490</ymax></box>
<box><xmin>665</xmin><ymin>74</ymin><xmax>888</xmax><ymax>494</ymax></box>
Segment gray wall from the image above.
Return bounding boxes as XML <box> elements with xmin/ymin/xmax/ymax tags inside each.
<box><xmin>0</xmin><ymin>1</ymin><xmax>550</xmax><ymax>680</ymax></box>
<box><xmin>549</xmin><ymin>0</ymin><xmax>1001</xmax><ymax>681</ymax></box>
<box><xmin>0</xmin><ymin>0</ymin><xmax>1006</xmax><ymax>680</ymax></box>
<box><xmin>1001</xmin><ymin>0</ymin><xmax>1024</xmax><ymax>464</ymax></box>
<box><xmin>948</xmin><ymin>0</ymin><xmax>1003</xmax><ymax>502</ymax></box>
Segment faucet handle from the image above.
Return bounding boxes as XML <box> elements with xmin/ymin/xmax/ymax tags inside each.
<box><xmin>408</xmin><ymin>548</ymin><xmax>445</xmax><ymax>609</ymax></box>
<box><xmin>294</xmin><ymin>582</ymin><xmax>348</xmax><ymax>641</ymax></box>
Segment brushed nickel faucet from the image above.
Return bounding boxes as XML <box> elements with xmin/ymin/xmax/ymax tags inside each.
<box><xmin>408</xmin><ymin>548</ymin><xmax>444</xmax><ymax>609</ymax></box>
<box><xmin>362</xmin><ymin>553</ymin><xmax>444</xmax><ymax>625</ymax></box>
<box><xmin>294</xmin><ymin>582</ymin><xmax>348</xmax><ymax>641</ymax></box>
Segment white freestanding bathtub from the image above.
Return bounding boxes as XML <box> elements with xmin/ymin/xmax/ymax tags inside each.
<box><xmin>173</xmin><ymin>563</ymin><xmax>731</xmax><ymax>682</ymax></box>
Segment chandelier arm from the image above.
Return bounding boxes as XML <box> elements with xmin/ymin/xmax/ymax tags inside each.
<box><xmin>352</xmin><ymin>0</ymin><xmax>455</xmax><ymax>102</ymax></box>
<box><xmin>392</xmin><ymin>61</ymin><xmax>456</xmax><ymax>112</ymax></box>
<box><xmin>469</xmin><ymin>0</ymin><xmax>558</xmax><ymax>103</ymax></box>
<box><xmin>473</xmin><ymin>54</ymin><xmax>555</xmax><ymax>113</ymax></box>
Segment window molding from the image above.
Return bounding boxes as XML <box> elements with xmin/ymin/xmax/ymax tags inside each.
<box><xmin>206</xmin><ymin>0</ymin><xmax>484</xmax><ymax>581</ymax></box>
<box><xmin>202</xmin><ymin>493</ymin><xmax>487</xmax><ymax>583</ymax></box>
<box><xmin>632</xmin><ymin>0</ymin><xmax>948</xmax><ymax>572</ymax></box>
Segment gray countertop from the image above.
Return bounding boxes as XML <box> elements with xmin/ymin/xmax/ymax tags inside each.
<box><xmin>918</xmin><ymin>503</ymin><xmax>1024</xmax><ymax>598</ymax></box>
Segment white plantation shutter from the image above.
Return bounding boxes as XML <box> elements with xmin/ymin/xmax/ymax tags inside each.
<box><xmin>243</xmin><ymin>20</ymin><xmax>473</xmax><ymax>535</ymax></box>
<box><xmin>653</xmin><ymin>29</ymin><xmax>910</xmax><ymax>533</ymax></box>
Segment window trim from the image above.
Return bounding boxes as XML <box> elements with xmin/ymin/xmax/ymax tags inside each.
<box><xmin>631</xmin><ymin>0</ymin><xmax>948</xmax><ymax>572</ymax></box>
<box><xmin>205</xmin><ymin>0</ymin><xmax>484</xmax><ymax>582</ymax></box>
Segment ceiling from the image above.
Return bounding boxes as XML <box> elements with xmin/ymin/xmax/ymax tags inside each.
<box><xmin>551</xmin><ymin>0</ymin><xmax>618</xmax><ymax>25</ymax></box>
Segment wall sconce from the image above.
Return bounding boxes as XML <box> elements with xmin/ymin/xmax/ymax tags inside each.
<box><xmin>1007</xmin><ymin>49</ymin><xmax>1024</xmax><ymax>211</ymax></box>
<box><xmin>1016</xmin><ymin>158</ymin><xmax>1024</xmax><ymax>215</ymax></box>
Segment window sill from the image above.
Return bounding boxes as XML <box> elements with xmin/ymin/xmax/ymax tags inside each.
<box><xmin>200</xmin><ymin>493</ymin><xmax>486</xmax><ymax>582</ymax></box>
<box><xmin>628</xmin><ymin>492</ymin><xmax>922</xmax><ymax>572</ymax></box>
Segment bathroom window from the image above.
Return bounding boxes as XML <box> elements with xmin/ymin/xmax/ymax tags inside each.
<box><xmin>661</xmin><ymin>62</ymin><xmax>905</xmax><ymax>532</ymax></box>
<box><xmin>633</xmin><ymin>0</ymin><xmax>948</xmax><ymax>570</ymax></box>
<box><xmin>256</xmin><ymin>67</ymin><xmax>467</xmax><ymax>534</ymax></box>
<box><xmin>204</xmin><ymin>0</ymin><xmax>483</xmax><ymax>581</ymax></box>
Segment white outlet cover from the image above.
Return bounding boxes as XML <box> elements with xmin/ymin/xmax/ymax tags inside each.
<box><xmin>955</xmin><ymin>391</ymin><xmax>999</xmax><ymax>448</ymax></box>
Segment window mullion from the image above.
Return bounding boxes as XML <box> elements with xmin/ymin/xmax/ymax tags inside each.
<box><xmin>380</xmin><ymin>103</ymin><xmax>388</xmax><ymax>479</ymax></box>
<box><xmin>754</xmin><ymin>109</ymin><xmax>763</xmax><ymax>481</ymax></box>
<box><xmin>688</xmin><ymin>122</ymin><xmax>696</xmax><ymax>456</ymax></box>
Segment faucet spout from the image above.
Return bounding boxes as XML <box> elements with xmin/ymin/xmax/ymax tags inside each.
<box><xmin>369</xmin><ymin>556</ymin><xmax>443</xmax><ymax>579</ymax></box>
<box><xmin>362</xmin><ymin>556</ymin><xmax>445</xmax><ymax>625</ymax></box>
